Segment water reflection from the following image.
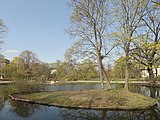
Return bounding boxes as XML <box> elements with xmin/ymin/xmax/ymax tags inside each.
<box><xmin>0</xmin><ymin>83</ymin><xmax>160</xmax><ymax>120</ymax></box>
<box><xmin>129</xmin><ymin>84</ymin><xmax>160</xmax><ymax>98</ymax></box>
<box><xmin>0</xmin><ymin>97</ymin><xmax>5</xmax><ymax>111</ymax></box>
<box><xmin>59</xmin><ymin>108</ymin><xmax>160</xmax><ymax>120</ymax></box>
<box><xmin>9</xmin><ymin>101</ymin><xmax>42</xmax><ymax>118</ymax></box>
<box><xmin>149</xmin><ymin>87</ymin><xmax>160</xmax><ymax>98</ymax></box>
<box><xmin>0</xmin><ymin>85</ymin><xmax>9</xmax><ymax>112</ymax></box>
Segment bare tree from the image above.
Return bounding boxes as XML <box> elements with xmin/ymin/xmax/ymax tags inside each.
<box><xmin>19</xmin><ymin>50</ymin><xmax>38</xmax><ymax>66</ymax></box>
<box><xmin>151</xmin><ymin>0</ymin><xmax>160</xmax><ymax>6</ymax></box>
<box><xmin>66</xmin><ymin>0</ymin><xmax>114</xmax><ymax>89</ymax></box>
<box><xmin>0</xmin><ymin>19</ymin><xmax>7</xmax><ymax>46</ymax></box>
<box><xmin>19</xmin><ymin>50</ymin><xmax>39</xmax><ymax>80</ymax></box>
<box><xmin>113</xmin><ymin>0</ymin><xmax>148</xmax><ymax>90</ymax></box>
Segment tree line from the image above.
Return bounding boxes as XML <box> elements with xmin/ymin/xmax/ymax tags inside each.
<box><xmin>0</xmin><ymin>50</ymin><xmax>143</xmax><ymax>82</ymax></box>
<box><xmin>0</xmin><ymin>50</ymin><xmax>51</xmax><ymax>81</ymax></box>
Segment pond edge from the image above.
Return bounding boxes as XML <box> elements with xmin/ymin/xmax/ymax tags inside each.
<box><xmin>9</xmin><ymin>91</ymin><xmax>158</xmax><ymax>111</ymax></box>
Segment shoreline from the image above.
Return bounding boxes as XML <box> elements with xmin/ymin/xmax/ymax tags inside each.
<box><xmin>9</xmin><ymin>89</ymin><xmax>157</xmax><ymax>110</ymax></box>
<box><xmin>46</xmin><ymin>80</ymin><xmax>160</xmax><ymax>87</ymax></box>
<box><xmin>0</xmin><ymin>81</ymin><xmax>13</xmax><ymax>85</ymax></box>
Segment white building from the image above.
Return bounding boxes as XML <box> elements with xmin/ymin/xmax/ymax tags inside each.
<box><xmin>51</xmin><ymin>69</ymin><xmax>57</xmax><ymax>74</ymax></box>
<box><xmin>141</xmin><ymin>68</ymin><xmax>160</xmax><ymax>77</ymax></box>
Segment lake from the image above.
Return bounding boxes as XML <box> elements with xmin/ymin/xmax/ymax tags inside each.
<box><xmin>0</xmin><ymin>83</ymin><xmax>160</xmax><ymax>120</ymax></box>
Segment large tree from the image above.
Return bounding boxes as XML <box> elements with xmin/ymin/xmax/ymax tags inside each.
<box><xmin>7</xmin><ymin>57</ymin><xmax>26</xmax><ymax>79</ymax></box>
<box><xmin>19</xmin><ymin>50</ymin><xmax>39</xmax><ymax>80</ymax></box>
<box><xmin>66</xmin><ymin>0</ymin><xmax>114</xmax><ymax>89</ymax></box>
<box><xmin>113</xmin><ymin>0</ymin><xmax>148</xmax><ymax>90</ymax></box>
<box><xmin>131</xmin><ymin>1</ymin><xmax>160</xmax><ymax>86</ymax></box>
<box><xmin>52</xmin><ymin>59</ymin><xmax>97</xmax><ymax>81</ymax></box>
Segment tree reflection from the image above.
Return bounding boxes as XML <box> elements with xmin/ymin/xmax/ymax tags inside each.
<box><xmin>59</xmin><ymin>108</ymin><xmax>159</xmax><ymax>120</ymax></box>
<box><xmin>9</xmin><ymin>101</ymin><xmax>42</xmax><ymax>118</ymax></box>
<box><xmin>0</xmin><ymin>92</ymin><xmax>5</xmax><ymax>111</ymax></box>
<box><xmin>150</xmin><ymin>87</ymin><xmax>156</xmax><ymax>98</ymax></box>
<box><xmin>148</xmin><ymin>87</ymin><xmax>160</xmax><ymax>99</ymax></box>
<box><xmin>129</xmin><ymin>84</ymin><xmax>141</xmax><ymax>93</ymax></box>
<box><xmin>60</xmin><ymin>109</ymin><xmax>102</xmax><ymax>120</ymax></box>
<box><xmin>0</xmin><ymin>86</ymin><xmax>9</xmax><ymax>111</ymax></box>
<box><xmin>0</xmin><ymin>98</ymin><xmax>5</xmax><ymax>111</ymax></box>
<box><xmin>129</xmin><ymin>84</ymin><xmax>160</xmax><ymax>99</ymax></box>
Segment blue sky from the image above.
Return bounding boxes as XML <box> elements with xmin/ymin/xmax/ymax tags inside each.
<box><xmin>0</xmin><ymin>0</ymin><xmax>73</xmax><ymax>63</ymax></box>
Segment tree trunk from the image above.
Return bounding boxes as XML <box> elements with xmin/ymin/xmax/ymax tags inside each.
<box><xmin>97</xmin><ymin>52</ymin><xmax>104</xmax><ymax>89</ymax></box>
<box><xmin>150</xmin><ymin>87</ymin><xmax>155</xmax><ymax>98</ymax></box>
<box><xmin>124</xmin><ymin>66</ymin><xmax>129</xmax><ymax>90</ymax></box>
<box><xmin>101</xmin><ymin>65</ymin><xmax>112</xmax><ymax>89</ymax></box>
<box><xmin>147</xmin><ymin>68</ymin><xmax>155</xmax><ymax>86</ymax></box>
<box><xmin>127</xmin><ymin>111</ymin><xmax>132</xmax><ymax>120</ymax></box>
<box><xmin>138</xmin><ymin>63</ymin><xmax>141</xmax><ymax>79</ymax></box>
<box><xmin>124</xmin><ymin>50</ymin><xmax>129</xmax><ymax>90</ymax></box>
<box><xmin>121</xmin><ymin>68</ymin><xmax>123</xmax><ymax>79</ymax></box>
<box><xmin>155</xmin><ymin>68</ymin><xmax>158</xmax><ymax>77</ymax></box>
<box><xmin>100</xmin><ymin>110</ymin><xmax>107</xmax><ymax>120</ymax></box>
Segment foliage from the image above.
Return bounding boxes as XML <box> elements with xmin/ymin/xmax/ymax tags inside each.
<box><xmin>52</xmin><ymin>59</ymin><xmax>98</xmax><ymax>81</ymax></box>
<box><xmin>76</xmin><ymin>59</ymin><xmax>98</xmax><ymax>80</ymax></box>
<box><xmin>19</xmin><ymin>50</ymin><xmax>39</xmax><ymax>80</ymax></box>
<box><xmin>14</xmin><ymin>79</ymin><xmax>46</xmax><ymax>93</ymax></box>
<box><xmin>113</xmin><ymin>56</ymin><xmax>141</xmax><ymax>79</ymax></box>
<box><xmin>112</xmin><ymin>0</ymin><xmax>159</xmax><ymax>88</ymax></box>
<box><xmin>130</xmin><ymin>0</ymin><xmax>160</xmax><ymax>85</ymax></box>
<box><xmin>0</xmin><ymin>54</ymin><xmax>10</xmax><ymax>80</ymax></box>
<box><xmin>113</xmin><ymin>57</ymin><xmax>126</xmax><ymax>79</ymax></box>
<box><xmin>2</xmin><ymin>50</ymin><xmax>51</xmax><ymax>82</ymax></box>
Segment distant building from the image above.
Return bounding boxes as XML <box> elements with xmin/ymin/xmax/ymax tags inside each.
<box><xmin>0</xmin><ymin>75</ymin><xmax>4</xmax><ymax>80</ymax></box>
<box><xmin>51</xmin><ymin>69</ymin><xmax>57</xmax><ymax>74</ymax></box>
<box><xmin>0</xmin><ymin>59</ymin><xmax>10</xmax><ymax>67</ymax></box>
<box><xmin>141</xmin><ymin>67</ymin><xmax>160</xmax><ymax>77</ymax></box>
<box><xmin>0</xmin><ymin>59</ymin><xmax>10</xmax><ymax>80</ymax></box>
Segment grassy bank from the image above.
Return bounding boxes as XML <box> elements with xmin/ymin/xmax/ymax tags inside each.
<box><xmin>48</xmin><ymin>79</ymin><xmax>150</xmax><ymax>85</ymax></box>
<box><xmin>10</xmin><ymin>89</ymin><xmax>157</xmax><ymax>110</ymax></box>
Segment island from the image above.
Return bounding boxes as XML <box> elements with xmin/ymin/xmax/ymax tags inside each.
<box><xmin>9</xmin><ymin>89</ymin><xmax>157</xmax><ymax>110</ymax></box>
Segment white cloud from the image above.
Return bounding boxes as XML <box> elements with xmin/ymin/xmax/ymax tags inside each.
<box><xmin>4</xmin><ymin>49</ymin><xmax>19</xmax><ymax>54</ymax></box>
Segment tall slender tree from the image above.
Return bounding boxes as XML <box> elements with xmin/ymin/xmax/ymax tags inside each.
<box><xmin>113</xmin><ymin>0</ymin><xmax>148</xmax><ymax>90</ymax></box>
<box><xmin>66</xmin><ymin>0</ymin><xmax>114</xmax><ymax>89</ymax></box>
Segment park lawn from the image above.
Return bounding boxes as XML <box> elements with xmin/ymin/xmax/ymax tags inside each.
<box><xmin>10</xmin><ymin>89</ymin><xmax>157</xmax><ymax>110</ymax></box>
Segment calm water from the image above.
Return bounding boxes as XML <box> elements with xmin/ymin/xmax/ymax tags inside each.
<box><xmin>0</xmin><ymin>83</ymin><xmax>160</xmax><ymax>120</ymax></box>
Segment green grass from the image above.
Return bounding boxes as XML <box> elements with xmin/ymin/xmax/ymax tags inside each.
<box><xmin>12</xmin><ymin>89</ymin><xmax>157</xmax><ymax>110</ymax></box>
<box><xmin>55</xmin><ymin>79</ymin><xmax>149</xmax><ymax>85</ymax></box>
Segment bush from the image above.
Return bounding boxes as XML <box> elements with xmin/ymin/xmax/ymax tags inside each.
<box><xmin>15</xmin><ymin>79</ymin><xmax>46</xmax><ymax>93</ymax></box>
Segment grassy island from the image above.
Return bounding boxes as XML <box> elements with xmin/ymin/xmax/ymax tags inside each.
<box><xmin>10</xmin><ymin>89</ymin><xmax>157</xmax><ymax>110</ymax></box>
